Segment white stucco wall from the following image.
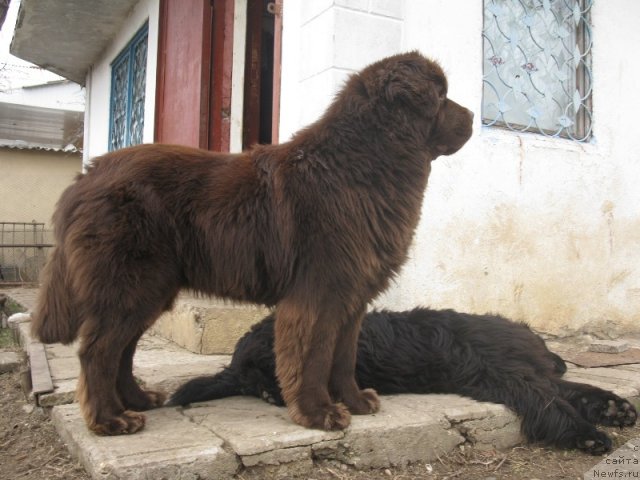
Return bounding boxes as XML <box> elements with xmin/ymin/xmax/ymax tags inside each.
<box><xmin>280</xmin><ymin>0</ymin><xmax>640</xmax><ymax>335</ymax></box>
<box><xmin>83</xmin><ymin>0</ymin><xmax>159</xmax><ymax>164</ymax></box>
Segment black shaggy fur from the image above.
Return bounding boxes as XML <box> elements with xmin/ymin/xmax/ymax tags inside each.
<box><xmin>169</xmin><ymin>308</ymin><xmax>637</xmax><ymax>455</ymax></box>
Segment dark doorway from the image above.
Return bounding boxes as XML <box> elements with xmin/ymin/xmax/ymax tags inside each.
<box><xmin>243</xmin><ymin>0</ymin><xmax>281</xmax><ymax>148</ymax></box>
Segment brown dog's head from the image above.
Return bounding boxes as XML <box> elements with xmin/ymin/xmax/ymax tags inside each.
<box><xmin>355</xmin><ymin>51</ymin><xmax>473</xmax><ymax>159</ymax></box>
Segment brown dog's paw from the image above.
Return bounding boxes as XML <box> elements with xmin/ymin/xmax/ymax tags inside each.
<box><xmin>91</xmin><ymin>411</ymin><xmax>146</xmax><ymax>436</ymax></box>
<box><xmin>120</xmin><ymin>388</ymin><xmax>166</xmax><ymax>411</ymax></box>
<box><xmin>322</xmin><ymin>402</ymin><xmax>352</xmax><ymax>430</ymax></box>
<box><xmin>289</xmin><ymin>402</ymin><xmax>352</xmax><ymax>431</ymax></box>
<box><xmin>344</xmin><ymin>388</ymin><xmax>381</xmax><ymax>415</ymax></box>
<box><xmin>140</xmin><ymin>390</ymin><xmax>167</xmax><ymax>409</ymax></box>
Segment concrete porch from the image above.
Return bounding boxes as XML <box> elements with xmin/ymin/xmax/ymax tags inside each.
<box><xmin>4</xmin><ymin>287</ymin><xmax>640</xmax><ymax>479</ymax></box>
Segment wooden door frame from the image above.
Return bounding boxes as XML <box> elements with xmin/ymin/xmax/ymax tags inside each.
<box><xmin>271</xmin><ymin>0</ymin><xmax>283</xmax><ymax>144</ymax></box>
<box><xmin>242</xmin><ymin>0</ymin><xmax>262</xmax><ymax>149</ymax></box>
<box><xmin>209</xmin><ymin>0</ymin><xmax>235</xmax><ymax>152</ymax></box>
<box><xmin>242</xmin><ymin>0</ymin><xmax>283</xmax><ymax>148</ymax></box>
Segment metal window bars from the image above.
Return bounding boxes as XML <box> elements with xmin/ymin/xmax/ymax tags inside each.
<box><xmin>482</xmin><ymin>0</ymin><xmax>593</xmax><ymax>141</ymax></box>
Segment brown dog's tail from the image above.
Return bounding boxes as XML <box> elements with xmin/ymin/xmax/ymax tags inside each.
<box><xmin>31</xmin><ymin>247</ymin><xmax>80</xmax><ymax>344</ymax></box>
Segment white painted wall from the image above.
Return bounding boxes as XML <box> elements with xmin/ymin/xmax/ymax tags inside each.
<box><xmin>83</xmin><ymin>0</ymin><xmax>159</xmax><ymax>164</ymax></box>
<box><xmin>280</xmin><ymin>0</ymin><xmax>640</xmax><ymax>335</ymax></box>
<box><xmin>230</xmin><ymin>0</ymin><xmax>248</xmax><ymax>153</ymax></box>
<box><xmin>0</xmin><ymin>81</ymin><xmax>84</xmax><ymax>111</ymax></box>
<box><xmin>280</xmin><ymin>0</ymin><xmax>404</xmax><ymax>138</ymax></box>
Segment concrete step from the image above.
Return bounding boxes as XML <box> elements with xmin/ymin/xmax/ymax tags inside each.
<box><xmin>51</xmin><ymin>394</ymin><xmax>521</xmax><ymax>479</ymax></box>
<box><xmin>5</xmin><ymin>288</ymin><xmax>640</xmax><ymax>479</ymax></box>
<box><xmin>150</xmin><ymin>292</ymin><xmax>271</xmax><ymax>354</ymax></box>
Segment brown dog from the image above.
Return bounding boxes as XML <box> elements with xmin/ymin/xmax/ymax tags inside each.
<box><xmin>32</xmin><ymin>51</ymin><xmax>473</xmax><ymax>435</ymax></box>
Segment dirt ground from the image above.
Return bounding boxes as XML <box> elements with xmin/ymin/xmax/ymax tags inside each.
<box><xmin>1</xmin><ymin>329</ymin><xmax>638</xmax><ymax>480</ymax></box>
<box><xmin>0</xmin><ymin>345</ymin><xmax>89</xmax><ymax>480</ymax></box>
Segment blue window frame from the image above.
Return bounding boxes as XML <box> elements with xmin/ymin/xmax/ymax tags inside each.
<box><xmin>109</xmin><ymin>22</ymin><xmax>149</xmax><ymax>151</ymax></box>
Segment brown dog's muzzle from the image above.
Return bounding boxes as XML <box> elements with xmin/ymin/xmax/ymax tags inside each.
<box><xmin>432</xmin><ymin>99</ymin><xmax>474</xmax><ymax>157</ymax></box>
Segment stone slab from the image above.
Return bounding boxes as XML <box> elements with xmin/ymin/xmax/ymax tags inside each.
<box><xmin>52</xmin><ymin>403</ymin><xmax>240</xmax><ymax>480</ymax></box>
<box><xmin>563</xmin><ymin>372</ymin><xmax>639</xmax><ymax>399</ymax></box>
<box><xmin>589</xmin><ymin>339</ymin><xmax>630</xmax><ymax>353</ymax></box>
<box><xmin>133</xmin><ymin>342</ymin><xmax>229</xmax><ymax>394</ymax></box>
<box><xmin>45</xmin><ymin>342</ymin><xmax>79</xmax><ymax>359</ymax></box>
<box><xmin>185</xmin><ymin>396</ymin><xmax>346</xmax><ymax>457</ymax></box>
<box><xmin>0</xmin><ymin>350</ymin><xmax>21</xmax><ymax>373</ymax></box>
<box><xmin>184</xmin><ymin>394</ymin><xmax>520</xmax><ymax>470</ymax></box>
<box><xmin>29</xmin><ymin>341</ymin><xmax>54</xmax><ymax>396</ymax></box>
<box><xmin>48</xmin><ymin>356</ymin><xmax>81</xmax><ymax>380</ymax></box>
<box><xmin>618</xmin><ymin>364</ymin><xmax>640</xmax><ymax>374</ymax></box>
<box><xmin>12</xmin><ymin>319</ymin><xmax>32</xmax><ymax>348</ymax></box>
<box><xmin>563</xmin><ymin>348</ymin><xmax>640</xmax><ymax>367</ymax></box>
<box><xmin>151</xmin><ymin>294</ymin><xmax>271</xmax><ymax>354</ymax></box>
<box><xmin>313</xmin><ymin>394</ymin><xmax>466</xmax><ymax>469</ymax></box>
<box><xmin>6</xmin><ymin>285</ymin><xmax>637</xmax><ymax>478</ymax></box>
<box><xmin>39</xmin><ymin>378</ymin><xmax>77</xmax><ymax>407</ymax></box>
<box><xmin>569</xmin><ymin>367</ymin><xmax>640</xmax><ymax>390</ymax></box>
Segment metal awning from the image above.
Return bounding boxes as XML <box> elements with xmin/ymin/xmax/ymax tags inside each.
<box><xmin>0</xmin><ymin>102</ymin><xmax>83</xmax><ymax>151</ymax></box>
<box><xmin>10</xmin><ymin>0</ymin><xmax>140</xmax><ymax>85</ymax></box>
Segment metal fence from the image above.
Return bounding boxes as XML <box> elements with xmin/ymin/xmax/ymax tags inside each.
<box><xmin>0</xmin><ymin>222</ymin><xmax>53</xmax><ymax>284</ymax></box>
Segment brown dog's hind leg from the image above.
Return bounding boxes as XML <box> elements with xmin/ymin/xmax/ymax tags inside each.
<box><xmin>77</xmin><ymin>325</ymin><xmax>147</xmax><ymax>435</ymax></box>
<box><xmin>116</xmin><ymin>331</ymin><xmax>166</xmax><ymax>411</ymax></box>
<box><xmin>329</xmin><ymin>310</ymin><xmax>380</xmax><ymax>415</ymax></box>
<box><xmin>275</xmin><ymin>299</ymin><xmax>351</xmax><ymax>431</ymax></box>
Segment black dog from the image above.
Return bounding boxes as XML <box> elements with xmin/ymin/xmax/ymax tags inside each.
<box><xmin>168</xmin><ymin>308</ymin><xmax>637</xmax><ymax>454</ymax></box>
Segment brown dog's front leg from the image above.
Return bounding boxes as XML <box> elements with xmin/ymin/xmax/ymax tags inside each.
<box><xmin>274</xmin><ymin>298</ymin><xmax>351</xmax><ymax>430</ymax></box>
<box><xmin>116</xmin><ymin>331</ymin><xmax>166</xmax><ymax>411</ymax></box>
<box><xmin>329</xmin><ymin>309</ymin><xmax>380</xmax><ymax>415</ymax></box>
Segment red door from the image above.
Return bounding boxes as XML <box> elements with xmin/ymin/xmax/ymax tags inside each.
<box><xmin>155</xmin><ymin>0</ymin><xmax>233</xmax><ymax>151</ymax></box>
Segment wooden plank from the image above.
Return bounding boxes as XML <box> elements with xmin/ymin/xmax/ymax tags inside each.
<box><xmin>271</xmin><ymin>0</ymin><xmax>283</xmax><ymax>144</ymax></box>
<box><xmin>562</xmin><ymin>348</ymin><xmax>640</xmax><ymax>368</ymax></box>
<box><xmin>209</xmin><ymin>0</ymin><xmax>235</xmax><ymax>152</ymax></box>
<box><xmin>29</xmin><ymin>341</ymin><xmax>54</xmax><ymax>398</ymax></box>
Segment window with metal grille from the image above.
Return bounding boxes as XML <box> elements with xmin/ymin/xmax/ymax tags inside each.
<box><xmin>109</xmin><ymin>23</ymin><xmax>148</xmax><ymax>151</ymax></box>
<box><xmin>482</xmin><ymin>0</ymin><xmax>593</xmax><ymax>141</ymax></box>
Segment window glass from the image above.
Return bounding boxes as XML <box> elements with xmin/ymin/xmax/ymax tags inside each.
<box><xmin>482</xmin><ymin>0</ymin><xmax>593</xmax><ymax>141</ymax></box>
<box><xmin>109</xmin><ymin>23</ymin><xmax>148</xmax><ymax>151</ymax></box>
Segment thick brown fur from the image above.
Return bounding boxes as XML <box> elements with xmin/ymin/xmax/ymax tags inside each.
<box><xmin>31</xmin><ymin>51</ymin><xmax>473</xmax><ymax>435</ymax></box>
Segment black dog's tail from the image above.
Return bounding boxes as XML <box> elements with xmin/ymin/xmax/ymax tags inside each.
<box><xmin>166</xmin><ymin>368</ymin><xmax>242</xmax><ymax>406</ymax></box>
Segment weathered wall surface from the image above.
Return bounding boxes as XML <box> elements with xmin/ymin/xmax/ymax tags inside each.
<box><xmin>281</xmin><ymin>0</ymin><xmax>640</xmax><ymax>335</ymax></box>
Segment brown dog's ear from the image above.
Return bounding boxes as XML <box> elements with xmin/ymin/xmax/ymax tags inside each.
<box><xmin>366</xmin><ymin>54</ymin><xmax>443</xmax><ymax>117</ymax></box>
